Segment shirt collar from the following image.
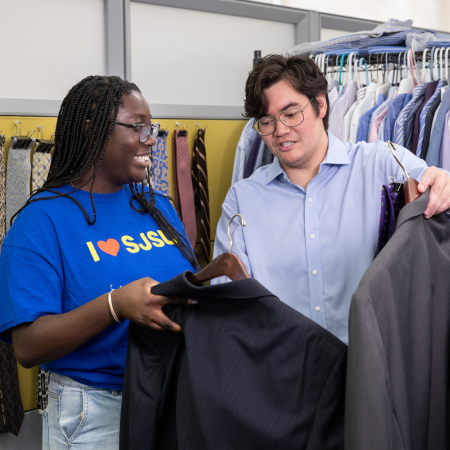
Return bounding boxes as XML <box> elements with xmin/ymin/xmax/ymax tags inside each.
<box><xmin>264</xmin><ymin>132</ymin><xmax>350</xmax><ymax>186</ymax></box>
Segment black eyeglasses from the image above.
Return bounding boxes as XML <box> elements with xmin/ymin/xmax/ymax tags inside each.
<box><xmin>253</xmin><ymin>98</ymin><xmax>313</xmax><ymax>136</ymax></box>
<box><xmin>112</xmin><ymin>122</ymin><xmax>160</xmax><ymax>143</ymax></box>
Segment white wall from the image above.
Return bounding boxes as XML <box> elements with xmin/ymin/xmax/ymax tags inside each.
<box><xmin>130</xmin><ymin>3</ymin><xmax>295</xmax><ymax>107</ymax></box>
<box><xmin>0</xmin><ymin>0</ymin><xmax>106</xmax><ymax>100</ymax></box>
<box><xmin>254</xmin><ymin>0</ymin><xmax>450</xmax><ymax>33</ymax></box>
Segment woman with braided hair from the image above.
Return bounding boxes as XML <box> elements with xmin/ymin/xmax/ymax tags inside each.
<box><xmin>0</xmin><ymin>76</ymin><xmax>198</xmax><ymax>448</ymax></box>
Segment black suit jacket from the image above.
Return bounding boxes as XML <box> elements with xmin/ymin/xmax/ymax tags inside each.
<box><xmin>345</xmin><ymin>190</ymin><xmax>450</xmax><ymax>450</ymax></box>
<box><xmin>120</xmin><ymin>273</ymin><xmax>347</xmax><ymax>450</ymax></box>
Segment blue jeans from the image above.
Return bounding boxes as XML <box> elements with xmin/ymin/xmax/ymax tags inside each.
<box><xmin>43</xmin><ymin>372</ymin><xmax>122</xmax><ymax>450</ymax></box>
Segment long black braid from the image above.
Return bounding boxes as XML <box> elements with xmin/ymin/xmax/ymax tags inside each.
<box><xmin>11</xmin><ymin>75</ymin><xmax>199</xmax><ymax>270</ymax></box>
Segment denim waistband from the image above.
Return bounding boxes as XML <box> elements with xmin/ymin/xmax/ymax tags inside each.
<box><xmin>49</xmin><ymin>372</ymin><xmax>91</xmax><ymax>389</ymax></box>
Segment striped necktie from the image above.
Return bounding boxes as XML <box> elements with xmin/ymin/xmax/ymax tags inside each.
<box><xmin>392</xmin><ymin>84</ymin><xmax>426</xmax><ymax>147</ymax></box>
<box><xmin>31</xmin><ymin>143</ymin><xmax>53</xmax><ymax>191</ymax></box>
<box><xmin>172</xmin><ymin>130</ymin><xmax>197</xmax><ymax>249</ymax></box>
<box><xmin>0</xmin><ymin>134</ymin><xmax>6</xmax><ymax>243</ymax></box>
<box><xmin>417</xmin><ymin>80</ymin><xmax>446</xmax><ymax>159</ymax></box>
<box><xmin>151</xmin><ymin>130</ymin><xmax>169</xmax><ymax>195</ymax></box>
<box><xmin>6</xmin><ymin>137</ymin><xmax>34</xmax><ymax>231</ymax></box>
<box><xmin>192</xmin><ymin>128</ymin><xmax>211</xmax><ymax>263</ymax></box>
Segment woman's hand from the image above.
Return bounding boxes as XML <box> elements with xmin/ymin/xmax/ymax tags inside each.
<box><xmin>111</xmin><ymin>277</ymin><xmax>195</xmax><ymax>333</ymax></box>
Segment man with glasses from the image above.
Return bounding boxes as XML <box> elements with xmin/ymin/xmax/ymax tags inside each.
<box><xmin>212</xmin><ymin>54</ymin><xmax>450</xmax><ymax>345</ymax></box>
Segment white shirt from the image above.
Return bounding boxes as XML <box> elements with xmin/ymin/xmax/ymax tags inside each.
<box><xmin>349</xmin><ymin>82</ymin><xmax>379</xmax><ymax>143</ymax></box>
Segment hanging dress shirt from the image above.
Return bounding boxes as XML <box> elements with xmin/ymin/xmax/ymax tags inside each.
<box><xmin>329</xmin><ymin>80</ymin><xmax>358</xmax><ymax>140</ymax></box>
<box><xmin>329</xmin><ymin>87</ymin><xmax>339</xmax><ymax>110</ymax></box>
<box><xmin>369</xmin><ymin>106</ymin><xmax>389</xmax><ymax>142</ymax></box>
<box><xmin>417</xmin><ymin>79</ymin><xmax>447</xmax><ymax>159</ymax></box>
<box><xmin>392</xmin><ymin>83</ymin><xmax>427</xmax><ymax>147</ymax></box>
<box><xmin>440</xmin><ymin>110</ymin><xmax>450</xmax><ymax>171</ymax></box>
<box><xmin>369</xmin><ymin>87</ymin><xmax>398</xmax><ymax>131</ymax></box>
<box><xmin>404</xmin><ymin>83</ymin><xmax>429</xmax><ymax>150</ymax></box>
<box><xmin>426</xmin><ymin>87</ymin><xmax>450</xmax><ymax>167</ymax></box>
<box><xmin>231</xmin><ymin>119</ymin><xmax>257</xmax><ymax>186</ymax></box>
<box><xmin>349</xmin><ymin>82</ymin><xmax>379</xmax><ymax>143</ymax></box>
<box><xmin>356</xmin><ymin>94</ymin><xmax>385</xmax><ymax>142</ymax></box>
<box><xmin>411</xmin><ymin>81</ymin><xmax>439</xmax><ymax>154</ymax></box>
<box><xmin>344</xmin><ymin>86</ymin><xmax>367</xmax><ymax>142</ymax></box>
<box><xmin>384</xmin><ymin>94</ymin><xmax>411</xmax><ymax>142</ymax></box>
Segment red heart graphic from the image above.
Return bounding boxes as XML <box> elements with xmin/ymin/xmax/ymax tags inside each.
<box><xmin>97</xmin><ymin>239</ymin><xmax>120</xmax><ymax>257</ymax></box>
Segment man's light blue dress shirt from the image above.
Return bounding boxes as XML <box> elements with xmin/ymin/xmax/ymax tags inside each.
<box><xmin>212</xmin><ymin>133</ymin><xmax>428</xmax><ymax>344</ymax></box>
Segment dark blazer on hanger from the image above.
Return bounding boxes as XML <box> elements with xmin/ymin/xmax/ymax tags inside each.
<box><xmin>120</xmin><ymin>273</ymin><xmax>347</xmax><ymax>450</ymax></box>
<box><xmin>345</xmin><ymin>190</ymin><xmax>450</xmax><ymax>450</ymax></box>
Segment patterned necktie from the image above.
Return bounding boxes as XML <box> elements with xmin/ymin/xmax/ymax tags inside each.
<box><xmin>0</xmin><ymin>134</ymin><xmax>6</xmax><ymax>244</ymax></box>
<box><xmin>6</xmin><ymin>137</ymin><xmax>34</xmax><ymax>231</ymax></box>
<box><xmin>151</xmin><ymin>131</ymin><xmax>169</xmax><ymax>195</ymax></box>
<box><xmin>172</xmin><ymin>130</ymin><xmax>197</xmax><ymax>249</ymax></box>
<box><xmin>31</xmin><ymin>143</ymin><xmax>53</xmax><ymax>191</ymax></box>
<box><xmin>0</xmin><ymin>341</ymin><xmax>24</xmax><ymax>436</ymax></box>
<box><xmin>192</xmin><ymin>129</ymin><xmax>211</xmax><ymax>263</ymax></box>
<box><xmin>417</xmin><ymin>80</ymin><xmax>446</xmax><ymax>159</ymax></box>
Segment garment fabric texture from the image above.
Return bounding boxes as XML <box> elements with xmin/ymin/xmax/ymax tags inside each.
<box><xmin>426</xmin><ymin>87</ymin><xmax>450</xmax><ymax>167</ymax></box>
<box><xmin>31</xmin><ymin>148</ymin><xmax>52</xmax><ymax>191</ymax></box>
<box><xmin>345</xmin><ymin>190</ymin><xmax>450</xmax><ymax>450</ymax></box>
<box><xmin>191</xmin><ymin>128</ymin><xmax>211</xmax><ymax>263</ymax></box>
<box><xmin>120</xmin><ymin>271</ymin><xmax>347</xmax><ymax>450</ymax></box>
<box><xmin>416</xmin><ymin>79</ymin><xmax>447</xmax><ymax>159</ymax></box>
<box><xmin>378</xmin><ymin>116</ymin><xmax>387</xmax><ymax>141</ymax></box>
<box><xmin>151</xmin><ymin>130</ymin><xmax>169</xmax><ymax>195</ymax></box>
<box><xmin>43</xmin><ymin>372</ymin><xmax>121</xmax><ymax>450</ymax></box>
<box><xmin>328</xmin><ymin>79</ymin><xmax>357</xmax><ymax>140</ymax></box>
<box><xmin>172</xmin><ymin>130</ymin><xmax>197</xmax><ymax>249</ymax></box>
<box><xmin>231</xmin><ymin>119</ymin><xmax>256</xmax><ymax>185</ymax></box>
<box><xmin>5</xmin><ymin>139</ymin><xmax>34</xmax><ymax>231</ymax></box>
<box><xmin>392</xmin><ymin>83</ymin><xmax>426</xmax><ymax>146</ymax></box>
<box><xmin>440</xmin><ymin>110</ymin><xmax>450</xmax><ymax>171</ymax></box>
<box><xmin>0</xmin><ymin>185</ymin><xmax>194</xmax><ymax>389</ymax></box>
<box><xmin>243</xmin><ymin>133</ymin><xmax>262</xmax><ymax>179</ymax></box>
<box><xmin>0</xmin><ymin>341</ymin><xmax>24</xmax><ymax>436</ymax></box>
<box><xmin>375</xmin><ymin>183</ymin><xmax>405</xmax><ymax>256</ymax></box>
<box><xmin>411</xmin><ymin>80</ymin><xmax>439</xmax><ymax>154</ymax></box>
<box><xmin>260</xmin><ymin>142</ymin><xmax>274</xmax><ymax>167</ymax></box>
<box><xmin>212</xmin><ymin>133</ymin><xmax>428</xmax><ymax>344</ymax></box>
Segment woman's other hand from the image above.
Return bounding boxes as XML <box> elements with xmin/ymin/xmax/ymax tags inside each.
<box><xmin>111</xmin><ymin>277</ymin><xmax>196</xmax><ymax>332</ymax></box>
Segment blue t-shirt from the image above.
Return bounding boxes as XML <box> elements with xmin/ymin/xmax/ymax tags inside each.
<box><xmin>0</xmin><ymin>185</ymin><xmax>194</xmax><ymax>389</ymax></box>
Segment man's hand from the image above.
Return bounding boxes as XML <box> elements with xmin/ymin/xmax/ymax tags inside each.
<box><xmin>418</xmin><ymin>167</ymin><xmax>450</xmax><ymax>218</ymax></box>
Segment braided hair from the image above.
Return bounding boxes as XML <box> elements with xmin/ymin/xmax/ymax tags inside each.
<box><xmin>12</xmin><ymin>75</ymin><xmax>199</xmax><ymax>270</ymax></box>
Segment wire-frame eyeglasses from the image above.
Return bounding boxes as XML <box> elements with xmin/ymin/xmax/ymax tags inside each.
<box><xmin>253</xmin><ymin>98</ymin><xmax>313</xmax><ymax>136</ymax></box>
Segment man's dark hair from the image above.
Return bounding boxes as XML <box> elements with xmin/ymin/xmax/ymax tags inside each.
<box><xmin>12</xmin><ymin>75</ymin><xmax>198</xmax><ymax>270</ymax></box>
<box><xmin>244</xmin><ymin>54</ymin><xmax>330</xmax><ymax>130</ymax></box>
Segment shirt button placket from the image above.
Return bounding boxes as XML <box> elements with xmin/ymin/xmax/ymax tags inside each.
<box><xmin>304</xmin><ymin>192</ymin><xmax>326</xmax><ymax>328</ymax></box>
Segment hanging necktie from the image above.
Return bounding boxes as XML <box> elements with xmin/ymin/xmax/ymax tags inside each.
<box><xmin>6</xmin><ymin>136</ymin><xmax>34</xmax><ymax>231</ymax></box>
<box><xmin>192</xmin><ymin>128</ymin><xmax>211</xmax><ymax>263</ymax></box>
<box><xmin>31</xmin><ymin>142</ymin><xmax>53</xmax><ymax>191</ymax></box>
<box><xmin>172</xmin><ymin>130</ymin><xmax>197</xmax><ymax>249</ymax></box>
<box><xmin>0</xmin><ymin>134</ymin><xmax>6</xmax><ymax>244</ymax></box>
<box><xmin>0</xmin><ymin>341</ymin><xmax>24</xmax><ymax>436</ymax></box>
<box><xmin>151</xmin><ymin>130</ymin><xmax>169</xmax><ymax>195</ymax></box>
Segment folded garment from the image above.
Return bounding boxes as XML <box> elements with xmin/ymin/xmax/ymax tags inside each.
<box><xmin>288</xmin><ymin>18</ymin><xmax>413</xmax><ymax>56</ymax></box>
<box><xmin>426</xmin><ymin>40</ymin><xmax>450</xmax><ymax>48</ymax></box>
